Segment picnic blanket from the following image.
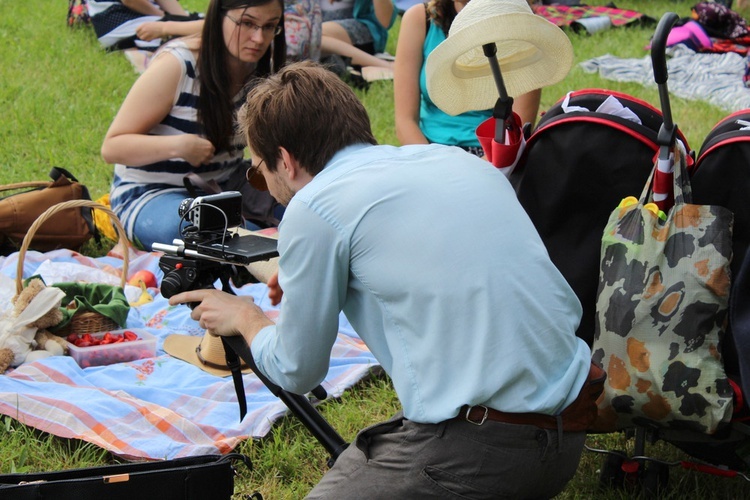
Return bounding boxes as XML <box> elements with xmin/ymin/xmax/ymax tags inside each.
<box><xmin>580</xmin><ymin>44</ymin><xmax>750</xmax><ymax>112</ymax></box>
<box><xmin>0</xmin><ymin>248</ymin><xmax>378</xmax><ymax>461</ymax></box>
<box><xmin>533</xmin><ymin>4</ymin><xmax>655</xmax><ymax>28</ymax></box>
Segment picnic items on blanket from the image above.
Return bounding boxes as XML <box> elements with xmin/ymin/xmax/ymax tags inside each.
<box><xmin>0</xmin><ymin>278</ymin><xmax>66</xmax><ymax>373</ymax></box>
<box><xmin>0</xmin><ymin>453</ymin><xmax>253</xmax><ymax>500</ymax></box>
<box><xmin>52</xmin><ymin>282</ymin><xmax>130</xmax><ymax>335</ymax></box>
<box><xmin>591</xmin><ymin>143</ymin><xmax>734</xmax><ymax>435</ymax></box>
<box><xmin>0</xmin><ymin>248</ymin><xmax>378</xmax><ymax>461</ymax></box>
<box><xmin>163</xmin><ymin>330</ymin><xmax>253</xmax><ymax>377</ymax></box>
<box><xmin>67</xmin><ymin>328</ymin><xmax>156</xmax><ymax>368</ymax></box>
<box><xmin>0</xmin><ymin>167</ymin><xmax>98</xmax><ymax>255</ymax></box>
<box><xmin>15</xmin><ymin>200</ymin><xmax>131</xmax><ymax>337</ymax></box>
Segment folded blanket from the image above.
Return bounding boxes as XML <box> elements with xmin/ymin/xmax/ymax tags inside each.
<box><xmin>580</xmin><ymin>44</ymin><xmax>750</xmax><ymax>112</ymax></box>
<box><xmin>0</xmin><ymin>248</ymin><xmax>378</xmax><ymax>460</ymax></box>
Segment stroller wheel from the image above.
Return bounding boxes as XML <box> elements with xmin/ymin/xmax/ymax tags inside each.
<box><xmin>598</xmin><ymin>451</ymin><xmax>626</xmax><ymax>490</ymax></box>
<box><xmin>640</xmin><ymin>461</ymin><xmax>669</xmax><ymax>498</ymax></box>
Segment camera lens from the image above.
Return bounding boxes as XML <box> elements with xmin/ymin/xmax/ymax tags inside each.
<box><xmin>178</xmin><ymin>198</ymin><xmax>195</xmax><ymax>219</ymax></box>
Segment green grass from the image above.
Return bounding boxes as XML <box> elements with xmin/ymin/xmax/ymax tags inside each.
<box><xmin>3</xmin><ymin>0</ymin><xmax>750</xmax><ymax>498</ymax></box>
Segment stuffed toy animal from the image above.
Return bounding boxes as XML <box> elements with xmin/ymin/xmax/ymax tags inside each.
<box><xmin>0</xmin><ymin>278</ymin><xmax>67</xmax><ymax>373</ymax></box>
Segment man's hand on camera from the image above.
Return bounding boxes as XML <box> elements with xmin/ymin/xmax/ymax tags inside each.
<box><xmin>267</xmin><ymin>272</ymin><xmax>283</xmax><ymax>306</ymax></box>
<box><xmin>168</xmin><ymin>289</ymin><xmax>274</xmax><ymax>343</ymax></box>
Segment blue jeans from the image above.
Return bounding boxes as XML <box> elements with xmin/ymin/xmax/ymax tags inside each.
<box><xmin>306</xmin><ymin>412</ymin><xmax>585</xmax><ymax>499</ymax></box>
<box><xmin>134</xmin><ymin>191</ymin><xmax>261</xmax><ymax>251</ymax></box>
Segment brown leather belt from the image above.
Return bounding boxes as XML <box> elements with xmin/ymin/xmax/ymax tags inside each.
<box><xmin>455</xmin><ymin>363</ymin><xmax>607</xmax><ymax>432</ymax></box>
<box><xmin>457</xmin><ymin>405</ymin><xmax>560</xmax><ymax>429</ymax></box>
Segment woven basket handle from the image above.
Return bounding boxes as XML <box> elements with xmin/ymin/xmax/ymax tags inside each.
<box><xmin>15</xmin><ymin>200</ymin><xmax>129</xmax><ymax>295</ymax></box>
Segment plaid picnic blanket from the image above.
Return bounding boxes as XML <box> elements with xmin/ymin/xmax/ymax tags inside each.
<box><xmin>533</xmin><ymin>4</ymin><xmax>655</xmax><ymax>28</ymax></box>
<box><xmin>0</xmin><ymin>248</ymin><xmax>378</xmax><ymax>461</ymax></box>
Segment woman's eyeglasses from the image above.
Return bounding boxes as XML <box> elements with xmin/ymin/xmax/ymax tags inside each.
<box><xmin>225</xmin><ymin>14</ymin><xmax>282</xmax><ymax>36</ymax></box>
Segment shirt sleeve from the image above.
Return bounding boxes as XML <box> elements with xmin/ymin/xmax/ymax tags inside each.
<box><xmin>250</xmin><ymin>202</ymin><xmax>350</xmax><ymax>395</ymax></box>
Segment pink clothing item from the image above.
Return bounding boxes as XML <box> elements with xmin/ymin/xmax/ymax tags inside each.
<box><xmin>666</xmin><ymin>20</ymin><xmax>712</xmax><ymax>51</ymax></box>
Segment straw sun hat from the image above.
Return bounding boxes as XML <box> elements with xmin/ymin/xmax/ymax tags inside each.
<box><xmin>425</xmin><ymin>0</ymin><xmax>573</xmax><ymax>116</ymax></box>
<box><xmin>163</xmin><ymin>332</ymin><xmax>252</xmax><ymax>377</ymax></box>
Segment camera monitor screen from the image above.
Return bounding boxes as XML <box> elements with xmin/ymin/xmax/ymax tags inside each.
<box><xmin>195</xmin><ymin>233</ymin><xmax>279</xmax><ymax>265</ymax></box>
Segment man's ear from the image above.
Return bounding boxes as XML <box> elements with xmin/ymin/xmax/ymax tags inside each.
<box><xmin>278</xmin><ymin>147</ymin><xmax>299</xmax><ymax>180</ymax></box>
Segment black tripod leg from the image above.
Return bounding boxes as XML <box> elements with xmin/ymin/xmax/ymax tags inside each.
<box><xmin>222</xmin><ymin>335</ymin><xmax>348</xmax><ymax>463</ymax></box>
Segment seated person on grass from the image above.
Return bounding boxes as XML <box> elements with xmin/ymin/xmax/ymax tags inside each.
<box><xmin>394</xmin><ymin>0</ymin><xmax>541</xmax><ymax>157</ymax></box>
<box><xmin>320</xmin><ymin>0</ymin><xmax>397</xmax><ymax>75</ymax></box>
<box><xmin>87</xmin><ymin>0</ymin><xmax>199</xmax><ymax>50</ymax></box>
<box><xmin>169</xmin><ymin>61</ymin><xmax>594</xmax><ymax>499</ymax></box>
<box><xmin>136</xmin><ymin>0</ymin><xmax>324</xmax><ymax>62</ymax></box>
<box><xmin>101</xmin><ymin>0</ymin><xmax>286</xmax><ymax>251</ymax></box>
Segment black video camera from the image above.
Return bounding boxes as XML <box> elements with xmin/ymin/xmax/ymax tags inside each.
<box><xmin>153</xmin><ymin>192</ymin><xmax>278</xmax><ymax>301</ymax></box>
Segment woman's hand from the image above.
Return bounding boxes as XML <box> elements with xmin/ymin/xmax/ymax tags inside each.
<box><xmin>136</xmin><ymin>21</ymin><xmax>164</xmax><ymax>41</ymax></box>
<box><xmin>177</xmin><ymin>135</ymin><xmax>216</xmax><ymax>166</ymax></box>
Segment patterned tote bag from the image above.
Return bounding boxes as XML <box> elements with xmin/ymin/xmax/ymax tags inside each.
<box><xmin>592</xmin><ymin>145</ymin><xmax>735</xmax><ymax>434</ymax></box>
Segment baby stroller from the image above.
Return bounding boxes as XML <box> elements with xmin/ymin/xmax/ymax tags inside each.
<box><xmin>512</xmin><ymin>12</ymin><xmax>750</xmax><ymax>494</ymax></box>
<box><xmin>509</xmin><ymin>83</ymin><xmax>690</xmax><ymax>347</ymax></box>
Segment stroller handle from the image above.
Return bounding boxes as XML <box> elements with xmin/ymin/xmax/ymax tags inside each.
<box><xmin>651</xmin><ymin>12</ymin><xmax>679</xmax><ymax>86</ymax></box>
<box><xmin>651</xmin><ymin>12</ymin><xmax>680</xmax><ymax>155</ymax></box>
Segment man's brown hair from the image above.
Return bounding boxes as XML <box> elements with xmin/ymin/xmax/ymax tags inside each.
<box><xmin>239</xmin><ymin>61</ymin><xmax>377</xmax><ymax>176</ymax></box>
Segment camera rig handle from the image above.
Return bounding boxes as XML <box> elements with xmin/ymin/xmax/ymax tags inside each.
<box><xmin>156</xmin><ymin>248</ymin><xmax>348</xmax><ymax>465</ymax></box>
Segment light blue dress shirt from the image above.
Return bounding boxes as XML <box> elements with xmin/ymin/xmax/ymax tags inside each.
<box><xmin>252</xmin><ymin>143</ymin><xmax>592</xmax><ymax>423</ymax></box>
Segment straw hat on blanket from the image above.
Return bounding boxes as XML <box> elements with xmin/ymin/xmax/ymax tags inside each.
<box><xmin>425</xmin><ymin>0</ymin><xmax>573</xmax><ymax>115</ymax></box>
<box><xmin>164</xmin><ymin>331</ymin><xmax>253</xmax><ymax>377</ymax></box>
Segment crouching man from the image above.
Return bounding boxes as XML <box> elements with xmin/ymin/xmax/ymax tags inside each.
<box><xmin>169</xmin><ymin>61</ymin><xmax>596</xmax><ymax>499</ymax></box>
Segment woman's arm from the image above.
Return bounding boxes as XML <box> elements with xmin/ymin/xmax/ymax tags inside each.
<box><xmin>373</xmin><ymin>0</ymin><xmax>395</xmax><ymax>28</ymax></box>
<box><xmin>154</xmin><ymin>0</ymin><xmax>189</xmax><ymax>16</ymax></box>
<box><xmin>394</xmin><ymin>4</ymin><xmax>429</xmax><ymax>145</ymax></box>
<box><xmin>101</xmin><ymin>51</ymin><xmax>215</xmax><ymax>167</ymax></box>
<box><xmin>136</xmin><ymin>19</ymin><xmax>204</xmax><ymax>42</ymax></box>
<box><xmin>514</xmin><ymin>88</ymin><xmax>542</xmax><ymax>129</ymax></box>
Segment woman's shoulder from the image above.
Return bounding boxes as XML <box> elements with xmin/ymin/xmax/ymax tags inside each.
<box><xmin>157</xmin><ymin>36</ymin><xmax>200</xmax><ymax>62</ymax></box>
<box><xmin>400</xmin><ymin>3</ymin><xmax>427</xmax><ymax>33</ymax></box>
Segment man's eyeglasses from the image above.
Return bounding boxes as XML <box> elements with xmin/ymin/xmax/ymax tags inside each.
<box><xmin>246</xmin><ymin>160</ymin><xmax>269</xmax><ymax>191</ymax></box>
<box><xmin>225</xmin><ymin>13</ymin><xmax>282</xmax><ymax>36</ymax></box>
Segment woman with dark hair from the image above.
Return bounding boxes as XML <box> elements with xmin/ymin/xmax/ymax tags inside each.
<box><xmin>102</xmin><ymin>0</ymin><xmax>286</xmax><ymax>250</ymax></box>
<box><xmin>394</xmin><ymin>0</ymin><xmax>541</xmax><ymax>157</ymax></box>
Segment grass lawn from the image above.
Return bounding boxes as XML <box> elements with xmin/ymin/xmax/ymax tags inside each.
<box><xmin>2</xmin><ymin>0</ymin><xmax>750</xmax><ymax>497</ymax></box>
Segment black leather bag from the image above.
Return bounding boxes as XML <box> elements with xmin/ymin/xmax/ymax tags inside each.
<box><xmin>0</xmin><ymin>454</ymin><xmax>253</xmax><ymax>500</ymax></box>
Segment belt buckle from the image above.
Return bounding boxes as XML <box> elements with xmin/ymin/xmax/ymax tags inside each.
<box><xmin>465</xmin><ymin>405</ymin><xmax>488</xmax><ymax>425</ymax></box>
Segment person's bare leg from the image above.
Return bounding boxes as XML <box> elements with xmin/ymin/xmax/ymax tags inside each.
<box><xmin>321</xmin><ymin>37</ymin><xmax>394</xmax><ymax>69</ymax></box>
<box><xmin>321</xmin><ymin>22</ymin><xmax>393</xmax><ymax>69</ymax></box>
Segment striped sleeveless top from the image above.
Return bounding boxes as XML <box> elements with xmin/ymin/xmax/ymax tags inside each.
<box><xmin>109</xmin><ymin>40</ymin><xmax>246</xmax><ymax>239</ymax></box>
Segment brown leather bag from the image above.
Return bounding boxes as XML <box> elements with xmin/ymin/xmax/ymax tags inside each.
<box><xmin>0</xmin><ymin>167</ymin><xmax>97</xmax><ymax>255</ymax></box>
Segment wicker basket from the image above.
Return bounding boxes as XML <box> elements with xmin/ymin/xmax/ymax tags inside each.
<box><xmin>15</xmin><ymin>200</ymin><xmax>130</xmax><ymax>336</ymax></box>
